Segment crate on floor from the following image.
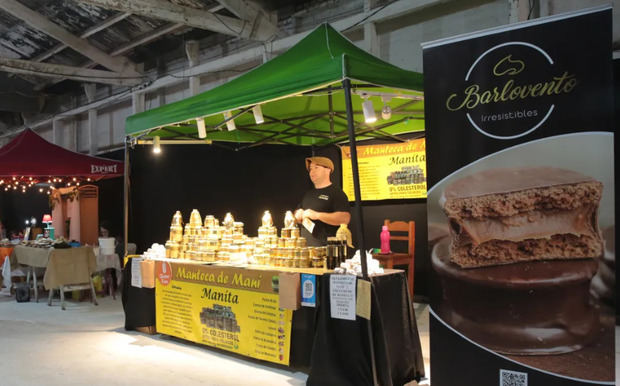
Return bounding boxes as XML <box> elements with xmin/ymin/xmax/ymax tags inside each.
<box><xmin>135</xmin><ymin>325</ymin><xmax>156</xmax><ymax>335</ymax></box>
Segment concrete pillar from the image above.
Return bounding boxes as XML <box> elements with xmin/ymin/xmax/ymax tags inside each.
<box><xmin>52</xmin><ymin>118</ymin><xmax>60</xmax><ymax>146</ymax></box>
<box><xmin>83</xmin><ymin>84</ymin><xmax>98</xmax><ymax>155</ymax></box>
<box><xmin>509</xmin><ymin>0</ymin><xmax>531</xmax><ymax>23</ymax></box>
<box><xmin>185</xmin><ymin>40</ymin><xmax>200</xmax><ymax>96</ymax></box>
<box><xmin>132</xmin><ymin>92</ymin><xmax>145</xmax><ymax>114</ymax></box>
<box><xmin>364</xmin><ymin>22</ymin><xmax>379</xmax><ymax>57</ymax></box>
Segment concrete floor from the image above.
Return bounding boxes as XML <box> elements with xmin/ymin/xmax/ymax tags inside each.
<box><xmin>0</xmin><ymin>293</ymin><xmax>310</xmax><ymax>386</ymax></box>
<box><xmin>0</xmin><ymin>291</ymin><xmax>430</xmax><ymax>386</ymax></box>
<box><xmin>0</xmin><ymin>291</ymin><xmax>614</xmax><ymax>385</ymax></box>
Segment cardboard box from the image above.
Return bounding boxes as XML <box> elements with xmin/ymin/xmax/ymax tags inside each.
<box><xmin>140</xmin><ymin>259</ymin><xmax>155</xmax><ymax>288</ymax></box>
<box><xmin>135</xmin><ymin>325</ymin><xmax>157</xmax><ymax>335</ymax></box>
<box><xmin>278</xmin><ymin>272</ymin><xmax>300</xmax><ymax>310</ymax></box>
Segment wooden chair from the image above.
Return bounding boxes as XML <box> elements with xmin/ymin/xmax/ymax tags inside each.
<box><xmin>374</xmin><ymin>220</ymin><xmax>415</xmax><ymax>299</ymax></box>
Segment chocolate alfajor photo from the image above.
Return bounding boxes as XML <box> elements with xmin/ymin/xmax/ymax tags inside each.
<box><xmin>440</xmin><ymin>166</ymin><xmax>603</xmax><ymax>268</ymax></box>
<box><xmin>431</xmin><ymin>166</ymin><xmax>606</xmax><ymax>356</ymax></box>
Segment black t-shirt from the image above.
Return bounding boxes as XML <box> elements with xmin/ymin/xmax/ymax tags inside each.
<box><xmin>298</xmin><ymin>184</ymin><xmax>350</xmax><ymax>246</ymax></box>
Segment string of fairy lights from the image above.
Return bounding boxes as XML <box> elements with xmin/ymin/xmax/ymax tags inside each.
<box><xmin>0</xmin><ymin>176</ymin><xmax>94</xmax><ymax>194</ymax></box>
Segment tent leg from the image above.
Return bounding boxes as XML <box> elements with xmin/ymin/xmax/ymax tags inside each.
<box><xmin>123</xmin><ymin>137</ymin><xmax>130</xmax><ymax>261</ymax></box>
<box><xmin>343</xmin><ymin>79</ymin><xmax>378</xmax><ymax>386</ymax></box>
<box><xmin>342</xmin><ymin>79</ymin><xmax>368</xmax><ymax>278</ymax></box>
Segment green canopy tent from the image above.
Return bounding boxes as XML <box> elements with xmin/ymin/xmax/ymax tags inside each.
<box><xmin>124</xmin><ymin>23</ymin><xmax>424</xmax><ymax>280</ymax></box>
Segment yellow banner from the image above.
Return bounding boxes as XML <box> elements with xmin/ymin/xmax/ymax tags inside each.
<box><xmin>341</xmin><ymin>139</ymin><xmax>427</xmax><ymax>200</ymax></box>
<box><xmin>155</xmin><ymin>261</ymin><xmax>293</xmax><ymax>365</ymax></box>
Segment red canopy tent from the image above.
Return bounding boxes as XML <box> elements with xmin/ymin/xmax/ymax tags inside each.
<box><xmin>0</xmin><ymin>129</ymin><xmax>124</xmax><ymax>243</ymax></box>
<box><xmin>0</xmin><ymin>129</ymin><xmax>123</xmax><ymax>184</ymax></box>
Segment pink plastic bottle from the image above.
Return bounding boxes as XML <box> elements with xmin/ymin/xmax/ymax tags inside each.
<box><xmin>380</xmin><ymin>225</ymin><xmax>391</xmax><ymax>254</ymax></box>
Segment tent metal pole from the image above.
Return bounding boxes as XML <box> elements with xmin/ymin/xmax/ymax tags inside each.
<box><xmin>123</xmin><ymin>136</ymin><xmax>130</xmax><ymax>261</ymax></box>
<box><xmin>328</xmin><ymin>85</ymin><xmax>335</xmax><ymax>137</ymax></box>
<box><xmin>342</xmin><ymin>79</ymin><xmax>368</xmax><ymax>279</ymax></box>
<box><xmin>343</xmin><ymin>78</ymin><xmax>378</xmax><ymax>386</ymax></box>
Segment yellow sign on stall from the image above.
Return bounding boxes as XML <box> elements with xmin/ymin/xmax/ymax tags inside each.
<box><xmin>341</xmin><ymin>138</ymin><xmax>427</xmax><ymax>200</ymax></box>
<box><xmin>155</xmin><ymin>261</ymin><xmax>293</xmax><ymax>365</ymax></box>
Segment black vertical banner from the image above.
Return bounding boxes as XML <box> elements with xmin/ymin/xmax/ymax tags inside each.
<box><xmin>422</xmin><ymin>7</ymin><xmax>614</xmax><ymax>386</ymax></box>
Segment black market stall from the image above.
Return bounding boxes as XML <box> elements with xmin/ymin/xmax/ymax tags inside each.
<box><xmin>123</xmin><ymin>23</ymin><xmax>425</xmax><ymax>384</ymax></box>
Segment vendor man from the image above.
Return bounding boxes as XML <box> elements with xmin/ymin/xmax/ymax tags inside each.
<box><xmin>294</xmin><ymin>156</ymin><xmax>351</xmax><ymax>246</ymax></box>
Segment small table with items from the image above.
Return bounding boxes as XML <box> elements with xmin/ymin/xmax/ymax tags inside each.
<box><xmin>0</xmin><ymin>246</ymin><xmax>14</xmax><ymax>265</ymax></box>
<box><xmin>44</xmin><ymin>246</ymin><xmax>98</xmax><ymax>310</ymax></box>
<box><xmin>93</xmin><ymin>246</ymin><xmax>122</xmax><ymax>299</ymax></box>
<box><xmin>10</xmin><ymin>245</ymin><xmax>98</xmax><ymax>307</ymax></box>
<box><xmin>10</xmin><ymin>244</ymin><xmax>52</xmax><ymax>301</ymax></box>
<box><xmin>372</xmin><ymin>252</ymin><xmax>414</xmax><ymax>298</ymax></box>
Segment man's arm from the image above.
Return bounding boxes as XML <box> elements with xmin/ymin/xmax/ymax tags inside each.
<box><xmin>302</xmin><ymin>209</ymin><xmax>350</xmax><ymax>226</ymax></box>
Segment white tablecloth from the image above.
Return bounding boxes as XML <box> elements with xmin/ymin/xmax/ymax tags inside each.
<box><xmin>93</xmin><ymin>247</ymin><xmax>121</xmax><ymax>273</ymax></box>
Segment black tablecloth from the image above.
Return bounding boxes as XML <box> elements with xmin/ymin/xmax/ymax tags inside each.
<box><xmin>307</xmin><ymin>272</ymin><xmax>425</xmax><ymax>386</ymax></box>
<box><xmin>122</xmin><ymin>258</ymin><xmax>155</xmax><ymax>329</ymax></box>
<box><xmin>122</xmin><ymin>263</ymin><xmax>424</xmax><ymax>384</ymax></box>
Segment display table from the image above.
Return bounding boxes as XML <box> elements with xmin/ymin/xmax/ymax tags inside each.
<box><xmin>43</xmin><ymin>247</ymin><xmax>97</xmax><ymax>290</ymax></box>
<box><xmin>1</xmin><ymin>246</ymin><xmax>14</xmax><ymax>265</ymax></box>
<box><xmin>1</xmin><ymin>246</ymin><xmax>14</xmax><ymax>289</ymax></box>
<box><xmin>10</xmin><ymin>245</ymin><xmax>53</xmax><ymax>301</ymax></box>
<box><xmin>10</xmin><ymin>244</ymin><xmax>51</xmax><ymax>268</ymax></box>
<box><xmin>372</xmin><ymin>252</ymin><xmax>414</xmax><ymax>299</ymax></box>
<box><xmin>10</xmin><ymin>245</ymin><xmax>97</xmax><ymax>303</ymax></box>
<box><xmin>44</xmin><ymin>247</ymin><xmax>98</xmax><ymax>310</ymax></box>
<box><xmin>122</xmin><ymin>259</ymin><xmax>424</xmax><ymax>384</ymax></box>
<box><xmin>307</xmin><ymin>271</ymin><xmax>424</xmax><ymax>385</ymax></box>
<box><xmin>93</xmin><ymin>247</ymin><xmax>122</xmax><ymax>272</ymax></box>
<box><xmin>93</xmin><ymin>247</ymin><xmax>122</xmax><ymax>298</ymax></box>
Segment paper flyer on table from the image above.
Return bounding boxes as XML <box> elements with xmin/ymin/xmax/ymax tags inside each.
<box><xmin>131</xmin><ymin>257</ymin><xmax>143</xmax><ymax>288</ymax></box>
<box><xmin>329</xmin><ymin>274</ymin><xmax>356</xmax><ymax>320</ymax></box>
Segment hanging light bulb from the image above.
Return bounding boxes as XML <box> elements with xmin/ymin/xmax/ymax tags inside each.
<box><xmin>76</xmin><ymin>182</ymin><xmax>80</xmax><ymax>186</ymax></box>
<box><xmin>362</xmin><ymin>98</ymin><xmax>376</xmax><ymax>124</ymax></box>
<box><xmin>153</xmin><ymin>136</ymin><xmax>161</xmax><ymax>154</ymax></box>
<box><xmin>87</xmin><ymin>178</ymin><xmax>91</xmax><ymax>182</ymax></box>
<box><xmin>47</xmin><ymin>190</ymin><xmax>51</xmax><ymax>195</ymax></box>
<box><xmin>381</xmin><ymin>96</ymin><xmax>392</xmax><ymax>120</ymax></box>
<box><xmin>39</xmin><ymin>188</ymin><xmax>43</xmax><ymax>193</ymax></box>
<box><xmin>381</xmin><ymin>105</ymin><xmax>392</xmax><ymax>120</ymax></box>
<box><xmin>252</xmin><ymin>105</ymin><xmax>264</xmax><ymax>124</ymax></box>
<box><xmin>72</xmin><ymin>177</ymin><xmax>77</xmax><ymax>181</ymax></box>
<box><xmin>223</xmin><ymin>111</ymin><xmax>237</xmax><ymax>131</ymax></box>
<box><xmin>196</xmin><ymin>117</ymin><xmax>207</xmax><ymax>139</ymax></box>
